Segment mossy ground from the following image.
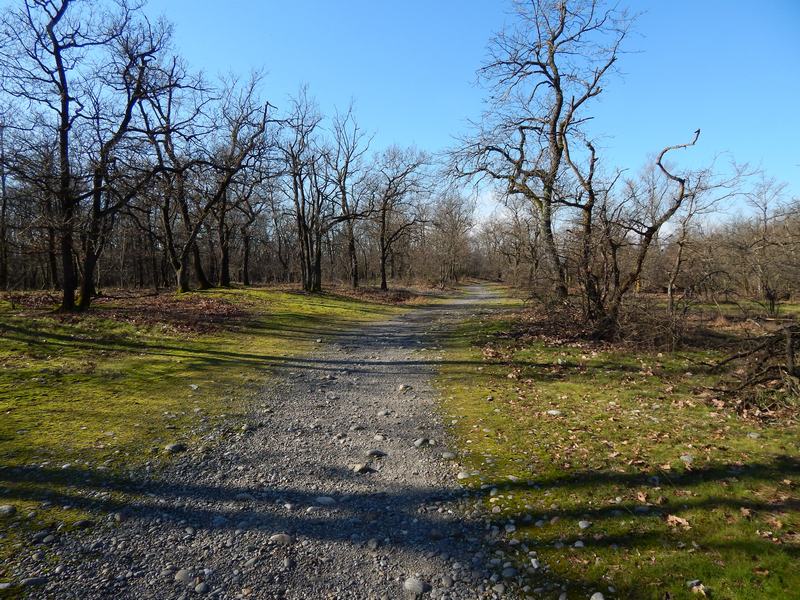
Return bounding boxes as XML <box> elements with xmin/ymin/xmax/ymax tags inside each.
<box><xmin>434</xmin><ymin>294</ymin><xmax>800</xmax><ymax>600</ymax></box>
<box><xmin>0</xmin><ymin>286</ymin><xmax>410</xmax><ymax>581</ymax></box>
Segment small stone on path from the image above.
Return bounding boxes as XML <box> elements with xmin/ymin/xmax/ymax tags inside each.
<box><xmin>403</xmin><ymin>577</ymin><xmax>428</xmax><ymax>596</ymax></box>
<box><xmin>164</xmin><ymin>442</ymin><xmax>187</xmax><ymax>454</ymax></box>
<box><xmin>269</xmin><ymin>533</ymin><xmax>293</xmax><ymax>545</ymax></box>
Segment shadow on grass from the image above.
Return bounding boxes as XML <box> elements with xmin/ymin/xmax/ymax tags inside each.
<box><xmin>2</xmin><ymin>455</ymin><xmax>798</xmax><ymax>598</ymax></box>
<box><xmin>464</xmin><ymin>455</ymin><xmax>800</xmax><ymax>597</ymax></box>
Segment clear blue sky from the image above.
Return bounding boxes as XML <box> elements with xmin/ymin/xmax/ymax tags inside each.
<box><xmin>4</xmin><ymin>0</ymin><xmax>797</xmax><ymax>195</ymax></box>
<box><xmin>141</xmin><ymin>0</ymin><xmax>799</xmax><ymax>196</ymax></box>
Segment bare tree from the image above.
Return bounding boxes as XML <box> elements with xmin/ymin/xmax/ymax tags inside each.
<box><xmin>142</xmin><ymin>60</ymin><xmax>269</xmax><ymax>293</ymax></box>
<box><xmin>0</xmin><ymin>0</ymin><xmax>172</xmax><ymax>309</ymax></box>
<box><xmin>327</xmin><ymin>105</ymin><xmax>371</xmax><ymax>288</ymax></box>
<box><xmin>453</xmin><ymin>0</ymin><xmax>630</xmax><ymax>300</ymax></box>
<box><xmin>373</xmin><ymin>146</ymin><xmax>427</xmax><ymax>291</ymax></box>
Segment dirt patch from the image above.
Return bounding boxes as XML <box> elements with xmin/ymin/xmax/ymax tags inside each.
<box><xmin>4</xmin><ymin>290</ymin><xmax>251</xmax><ymax>334</ymax></box>
<box><xmin>322</xmin><ymin>284</ymin><xmax>440</xmax><ymax>305</ymax></box>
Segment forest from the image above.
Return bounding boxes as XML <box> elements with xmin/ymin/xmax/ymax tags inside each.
<box><xmin>0</xmin><ymin>1</ymin><xmax>798</xmax><ymax>599</ymax></box>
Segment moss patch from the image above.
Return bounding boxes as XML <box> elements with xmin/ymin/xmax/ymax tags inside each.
<box><xmin>0</xmin><ymin>286</ymin><xmax>408</xmax><ymax>580</ymax></box>
<box><xmin>434</xmin><ymin>302</ymin><xmax>800</xmax><ymax>600</ymax></box>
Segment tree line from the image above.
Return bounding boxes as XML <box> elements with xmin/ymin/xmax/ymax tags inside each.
<box><xmin>451</xmin><ymin>0</ymin><xmax>798</xmax><ymax>338</ymax></box>
<box><xmin>0</xmin><ymin>0</ymin><xmax>478</xmax><ymax>311</ymax></box>
<box><xmin>1</xmin><ymin>0</ymin><xmax>797</xmax><ymax>340</ymax></box>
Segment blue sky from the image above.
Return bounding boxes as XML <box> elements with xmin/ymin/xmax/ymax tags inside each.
<box><xmin>3</xmin><ymin>0</ymin><xmax>795</xmax><ymax>195</ymax></box>
<box><xmin>141</xmin><ymin>0</ymin><xmax>799</xmax><ymax>197</ymax></box>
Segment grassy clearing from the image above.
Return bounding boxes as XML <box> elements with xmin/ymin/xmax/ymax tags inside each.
<box><xmin>0</xmin><ymin>286</ymin><xmax>412</xmax><ymax>574</ymax></box>
<box><xmin>435</xmin><ymin>300</ymin><xmax>800</xmax><ymax>599</ymax></box>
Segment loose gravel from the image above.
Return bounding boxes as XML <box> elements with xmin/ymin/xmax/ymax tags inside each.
<box><xmin>5</xmin><ymin>286</ymin><xmax>525</xmax><ymax>599</ymax></box>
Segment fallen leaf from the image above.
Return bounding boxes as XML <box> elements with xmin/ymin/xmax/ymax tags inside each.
<box><xmin>667</xmin><ymin>514</ymin><xmax>691</xmax><ymax>529</ymax></box>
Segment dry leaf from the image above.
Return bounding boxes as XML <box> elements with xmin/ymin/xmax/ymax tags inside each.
<box><xmin>667</xmin><ymin>514</ymin><xmax>691</xmax><ymax>529</ymax></box>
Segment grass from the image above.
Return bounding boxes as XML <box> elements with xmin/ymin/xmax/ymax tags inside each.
<box><xmin>0</xmin><ymin>286</ymin><xmax>411</xmax><ymax>581</ymax></box>
<box><xmin>434</xmin><ymin>299</ymin><xmax>800</xmax><ymax>599</ymax></box>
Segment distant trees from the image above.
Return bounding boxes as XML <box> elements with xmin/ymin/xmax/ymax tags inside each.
<box><xmin>1</xmin><ymin>0</ymin><xmax>795</xmax><ymax>317</ymax></box>
<box><xmin>0</xmin><ymin>0</ymin><xmax>467</xmax><ymax>302</ymax></box>
<box><xmin>0</xmin><ymin>0</ymin><xmax>171</xmax><ymax>309</ymax></box>
<box><xmin>454</xmin><ymin>0</ymin><xmax>629</xmax><ymax>301</ymax></box>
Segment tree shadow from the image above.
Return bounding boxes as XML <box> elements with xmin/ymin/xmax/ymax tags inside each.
<box><xmin>461</xmin><ymin>455</ymin><xmax>800</xmax><ymax>597</ymax></box>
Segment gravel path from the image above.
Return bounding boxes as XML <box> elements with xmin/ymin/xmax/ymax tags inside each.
<box><xmin>6</xmin><ymin>285</ymin><xmax>524</xmax><ymax>599</ymax></box>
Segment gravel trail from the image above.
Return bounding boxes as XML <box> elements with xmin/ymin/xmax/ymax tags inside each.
<box><xmin>7</xmin><ymin>285</ymin><xmax>514</xmax><ymax>599</ymax></box>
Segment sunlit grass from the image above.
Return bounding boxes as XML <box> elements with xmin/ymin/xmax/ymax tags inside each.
<box><xmin>0</xmin><ymin>286</ymin><xmax>407</xmax><ymax>571</ymax></box>
<box><xmin>435</xmin><ymin>309</ymin><xmax>800</xmax><ymax>599</ymax></box>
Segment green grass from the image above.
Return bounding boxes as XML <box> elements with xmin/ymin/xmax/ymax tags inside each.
<box><xmin>0</xmin><ymin>286</ymin><xmax>407</xmax><ymax>579</ymax></box>
<box><xmin>671</xmin><ymin>298</ymin><xmax>800</xmax><ymax>319</ymax></box>
<box><xmin>434</xmin><ymin>304</ymin><xmax>800</xmax><ymax>599</ymax></box>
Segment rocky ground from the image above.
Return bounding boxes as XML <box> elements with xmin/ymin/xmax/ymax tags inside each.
<box><xmin>3</xmin><ymin>285</ymin><xmax>543</xmax><ymax>599</ymax></box>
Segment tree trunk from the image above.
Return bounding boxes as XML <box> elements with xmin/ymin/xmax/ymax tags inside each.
<box><xmin>379</xmin><ymin>206</ymin><xmax>388</xmax><ymax>291</ymax></box>
<box><xmin>78</xmin><ymin>250</ymin><xmax>98</xmax><ymax>310</ymax></box>
<box><xmin>217</xmin><ymin>195</ymin><xmax>231</xmax><ymax>287</ymax></box>
<box><xmin>240</xmin><ymin>229</ymin><xmax>251</xmax><ymax>286</ymax></box>
<box><xmin>59</xmin><ymin>209</ymin><xmax>77</xmax><ymax>311</ymax></box>
<box><xmin>311</xmin><ymin>235</ymin><xmax>323</xmax><ymax>293</ymax></box>
<box><xmin>175</xmin><ymin>254</ymin><xmax>190</xmax><ymax>294</ymax></box>
<box><xmin>541</xmin><ymin>202</ymin><xmax>567</xmax><ymax>300</ymax></box>
<box><xmin>219</xmin><ymin>238</ymin><xmax>231</xmax><ymax>287</ymax></box>
<box><xmin>379</xmin><ymin>250</ymin><xmax>388</xmax><ymax>291</ymax></box>
<box><xmin>347</xmin><ymin>227</ymin><xmax>359</xmax><ymax>289</ymax></box>
<box><xmin>192</xmin><ymin>242</ymin><xmax>212</xmax><ymax>289</ymax></box>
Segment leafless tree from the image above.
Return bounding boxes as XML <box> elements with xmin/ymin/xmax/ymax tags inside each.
<box><xmin>453</xmin><ymin>0</ymin><xmax>631</xmax><ymax>300</ymax></box>
<box><xmin>373</xmin><ymin>146</ymin><xmax>427</xmax><ymax>291</ymax></box>
<box><xmin>326</xmin><ymin>105</ymin><xmax>371</xmax><ymax>288</ymax></box>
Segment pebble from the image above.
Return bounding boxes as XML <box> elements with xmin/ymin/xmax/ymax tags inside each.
<box><xmin>413</xmin><ymin>438</ymin><xmax>429</xmax><ymax>448</ymax></box>
<box><xmin>20</xmin><ymin>577</ymin><xmax>47</xmax><ymax>587</ymax></box>
<box><xmin>0</xmin><ymin>504</ymin><xmax>16</xmax><ymax>517</ymax></box>
<box><xmin>578</xmin><ymin>520</ymin><xmax>592</xmax><ymax>529</ymax></box>
<box><xmin>164</xmin><ymin>442</ymin><xmax>187</xmax><ymax>454</ymax></box>
<box><xmin>546</xmin><ymin>409</ymin><xmax>562</xmax><ymax>416</ymax></box>
<box><xmin>441</xmin><ymin>452</ymin><xmax>456</xmax><ymax>460</ymax></box>
<box><xmin>315</xmin><ymin>496</ymin><xmax>336</xmax><ymax>506</ymax></box>
<box><xmin>367</xmin><ymin>449</ymin><xmax>387</xmax><ymax>458</ymax></box>
<box><xmin>590</xmin><ymin>593</ymin><xmax>605</xmax><ymax>600</ymax></box>
<box><xmin>269</xmin><ymin>533</ymin><xmax>293</xmax><ymax>545</ymax></box>
<box><xmin>174</xmin><ymin>569</ymin><xmax>193</xmax><ymax>584</ymax></box>
<box><xmin>195</xmin><ymin>582</ymin><xmax>209</xmax><ymax>593</ymax></box>
<box><xmin>403</xmin><ymin>577</ymin><xmax>428</xmax><ymax>595</ymax></box>
<box><xmin>73</xmin><ymin>519</ymin><xmax>93</xmax><ymax>529</ymax></box>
